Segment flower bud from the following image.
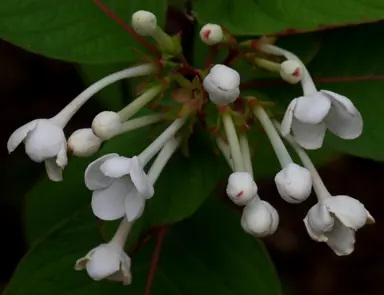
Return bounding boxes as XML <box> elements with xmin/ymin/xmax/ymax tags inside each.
<box><xmin>280</xmin><ymin>60</ymin><xmax>302</xmax><ymax>84</ymax></box>
<box><xmin>132</xmin><ymin>10</ymin><xmax>157</xmax><ymax>36</ymax></box>
<box><xmin>226</xmin><ymin>172</ymin><xmax>257</xmax><ymax>206</ymax></box>
<box><xmin>274</xmin><ymin>163</ymin><xmax>312</xmax><ymax>203</ymax></box>
<box><xmin>92</xmin><ymin>111</ymin><xmax>122</xmax><ymax>140</ymax></box>
<box><xmin>203</xmin><ymin>64</ymin><xmax>240</xmax><ymax>104</ymax></box>
<box><xmin>241</xmin><ymin>199</ymin><xmax>279</xmax><ymax>237</ymax></box>
<box><xmin>68</xmin><ymin>128</ymin><xmax>102</xmax><ymax>157</ymax></box>
<box><xmin>200</xmin><ymin>24</ymin><xmax>223</xmax><ymax>45</ymax></box>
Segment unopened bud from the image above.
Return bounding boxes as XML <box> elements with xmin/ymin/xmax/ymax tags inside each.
<box><xmin>280</xmin><ymin>60</ymin><xmax>302</xmax><ymax>84</ymax></box>
<box><xmin>226</xmin><ymin>172</ymin><xmax>258</xmax><ymax>206</ymax></box>
<box><xmin>132</xmin><ymin>10</ymin><xmax>157</xmax><ymax>36</ymax></box>
<box><xmin>68</xmin><ymin>128</ymin><xmax>102</xmax><ymax>157</ymax></box>
<box><xmin>241</xmin><ymin>199</ymin><xmax>279</xmax><ymax>237</ymax></box>
<box><xmin>200</xmin><ymin>24</ymin><xmax>223</xmax><ymax>45</ymax></box>
<box><xmin>203</xmin><ymin>64</ymin><xmax>240</xmax><ymax>104</ymax></box>
<box><xmin>274</xmin><ymin>163</ymin><xmax>312</xmax><ymax>204</ymax></box>
<box><xmin>92</xmin><ymin>111</ymin><xmax>122</xmax><ymax>140</ymax></box>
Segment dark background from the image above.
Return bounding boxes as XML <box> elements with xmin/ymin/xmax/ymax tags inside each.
<box><xmin>1</xmin><ymin>10</ymin><xmax>383</xmax><ymax>295</ymax></box>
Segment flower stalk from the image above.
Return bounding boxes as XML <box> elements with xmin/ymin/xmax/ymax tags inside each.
<box><xmin>222</xmin><ymin>111</ymin><xmax>246</xmax><ymax>172</ymax></box>
<box><xmin>52</xmin><ymin>64</ymin><xmax>156</xmax><ymax>127</ymax></box>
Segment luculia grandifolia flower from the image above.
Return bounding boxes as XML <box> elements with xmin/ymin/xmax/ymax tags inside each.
<box><xmin>6</xmin><ymin>5</ymin><xmax>373</xmax><ymax>286</ymax></box>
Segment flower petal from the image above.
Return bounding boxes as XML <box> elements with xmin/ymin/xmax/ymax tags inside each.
<box><xmin>106</xmin><ymin>252</ymin><xmax>132</xmax><ymax>285</ymax></box>
<box><xmin>291</xmin><ymin>119</ymin><xmax>326</xmax><ymax>149</ymax></box>
<box><xmin>24</xmin><ymin>119</ymin><xmax>65</xmax><ymax>162</ymax></box>
<box><xmin>304</xmin><ymin>202</ymin><xmax>334</xmax><ymax>241</ymax></box>
<box><xmin>303</xmin><ymin>215</ymin><xmax>328</xmax><ymax>242</ymax></box>
<box><xmin>100</xmin><ymin>156</ymin><xmax>131</xmax><ymax>178</ymax></box>
<box><xmin>129</xmin><ymin>156</ymin><xmax>154</xmax><ymax>199</ymax></box>
<box><xmin>280</xmin><ymin>99</ymin><xmax>297</xmax><ymax>136</ymax></box>
<box><xmin>324</xmin><ymin>195</ymin><xmax>370</xmax><ymax>230</ymax></box>
<box><xmin>56</xmin><ymin>138</ymin><xmax>68</xmax><ymax>168</ymax></box>
<box><xmin>85</xmin><ymin>154</ymin><xmax>119</xmax><ymax>190</ymax></box>
<box><xmin>322</xmin><ymin>90</ymin><xmax>363</xmax><ymax>139</ymax></box>
<box><xmin>44</xmin><ymin>158</ymin><xmax>63</xmax><ymax>182</ymax></box>
<box><xmin>7</xmin><ymin>120</ymin><xmax>38</xmax><ymax>153</ymax></box>
<box><xmin>85</xmin><ymin>244</ymin><xmax>122</xmax><ymax>280</ymax></box>
<box><xmin>294</xmin><ymin>93</ymin><xmax>331</xmax><ymax>124</ymax></box>
<box><xmin>325</xmin><ymin>220</ymin><xmax>355</xmax><ymax>256</ymax></box>
<box><xmin>91</xmin><ymin>178</ymin><xmax>131</xmax><ymax>220</ymax></box>
<box><xmin>125</xmin><ymin>191</ymin><xmax>146</xmax><ymax>222</ymax></box>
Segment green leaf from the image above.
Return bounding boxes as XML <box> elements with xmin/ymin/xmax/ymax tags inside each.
<box><xmin>0</xmin><ymin>0</ymin><xmax>166</xmax><ymax>63</ymax></box>
<box><xmin>193</xmin><ymin>0</ymin><xmax>384</xmax><ymax>35</ymax></box>
<box><xmin>6</xmin><ymin>198</ymin><xmax>281</xmax><ymax>295</ymax></box>
<box><xmin>77</xmin><ymin>63</ymin><xmax>128</xmax><ymax>111</ymax></box>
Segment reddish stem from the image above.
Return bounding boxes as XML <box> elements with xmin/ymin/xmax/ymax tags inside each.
<box><xmin>223</xmin><ymin>49</ymin><xmax>241</xmax><ymax>66</ymax></box>
<box><xmin>144</xmin><ymin>226</ymin><xmax>168</xmax><ymax>295</ymax></box>
<box><xmin>204</xmin><ymin>46</ymin><xmax>217</xmax><ymax>68</ymax></box>
<box><xmin>92</xmin><ymin>0</ymin><xmax>159</xmax><ymax>56</ymax></box>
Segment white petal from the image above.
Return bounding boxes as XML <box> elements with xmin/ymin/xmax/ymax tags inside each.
<box><xmin>100</xmin><ymin>156</ymin><xmax>131</xmax><ymax>178</ymax></box>
<box><xmin>85</xmin><ymin>244</ymin><xmax>122</xmax><ymax>280</ymax></box>
<box><xmin>324</xmin><ymin>195</ymin><xmax>370</xmax><ymax>230</ymax></box>
<box><xmin>124</xmin><ymin>191</ymin><xmax>146</xmax><ymax>222</ymax></box>
<box><xmin>84</xmin><ymin>154</ymin><xmax>119</xmax><ymax>190</ymax></box>
<box><xmin>91</xmin><ymin>178</ymin><xmax>131</xmax><ymax>220</ymax></box>
<box><xmin>325</xmin><ymin>220</ymin><xmax>355</xmax><ymax>256</ymax></box>
<box><xmin>56</xmin><ymin>139</ymin><xmax>68</xmax><ymax>168</ymax></box>
<box><xmin>305</xmin><ymin>202</ymin><xmax>334</xmax><ymax>234</ymax></box>
<box><xmin>294</xmin><ymin>93</ymin><xmax>331</xmax><ymax>124</ymax></box>
<box><xmin>106</xmin><ymin>252</ymin><xmax>132</xmax><ymax>285</ymax></box>
<box><xmin>129</xmin><ymin>156</ymin><xmax>154</xmax><ymax>199</ymax></box>
<box><xmin>303</xmin><ymin>215</ymin><xmax>328</xmax><ymax>242</ymax></box>
<box><xmin>322</xmin><ymin>90</ymin><xmax>363</xmax><ymax>139</ymax></box>
<box><xmin>24</xmin><ymin>120</ymin><xmax>65</xmax><ymax>162</ymax></box>
<box><xmin>7</xmin><ymin>120</ymin><xmax>38</xmax><ymax>153</ymax></box>
<box><xmin>280</xmin><ymin>99</ymin><xmax>297</xmax><ymax>136</ymax></box>
<box><xmin>291</xmin><ymin>119</ymin><xmax>326</xmax><ymax>149</ymax></box>
<box><xmin>44</xmin><ymin>158</ymin><xmax>63</xmax><ymax>182</ymax></box>
<box><xmin>209</xmin><ymin>64</ymin><xmax>240</xmax><ymax>91</ymax></box>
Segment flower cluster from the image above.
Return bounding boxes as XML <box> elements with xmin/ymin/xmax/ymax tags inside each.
<box><xmin>7</xmin><ymin>8</ymin><xmax>373</xmax><ymax>286</ymax></box>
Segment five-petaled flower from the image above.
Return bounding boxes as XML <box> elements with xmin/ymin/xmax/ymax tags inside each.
<box><xmin>304</xmin><ymin>195</ymin><xmax>374</xmax><ymax>255</ymax></box>
<box><xmin>85</xmin><ymin>154</ymin><xmax>154</xmax><ymax>222</ymax></box>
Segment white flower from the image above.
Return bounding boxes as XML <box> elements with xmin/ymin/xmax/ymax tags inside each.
<box><xmin>68</xmin><ymin>128</ymin><xmax>102</xmax><ymax>157</ymax></box>
<box><xmin>203</xmin><ymin>64</ymin><xmax>240</xmax><ymax>104</ymax></box>
<box><xmin>304</xmin><ymin>195</ymin><xmax>374</xmax><ymax>256</ymax></box>
<box><xmin>226</xmin><ymin>172</ymin><xmax>257</xmax><ymax>206</ymax></box>
<box><xmin>85</xmin><ymin>153</ymin><xmax>154</xmax><ymax>221</ymax></box>
<box><xmin>132</xmin><ymin>10</ymin><xmax>157</xmax><ymax>36</ymax></box>
<box><xmin>7</xmin><ymin>119</ymin><xmax>67</xmax><ymax>181</ymax></box>
<box><xmin>241</xmin><ymin>199</ymin><xmax>279</xmax><ymax>237</ymax></box>
<box><xmin>280</xmin><ymin>60</ymin><xmax>302</xmax><ymax>84</ymax></box>
<box><xmin>274</xmin><ymin>163</ymin><xmax>312</xmax><ymax>203</ymax></box>
<box><xmin>75</xmin><ymin>242</ymin><xmax>132</xmax><ymax>285</ymax></box>
<box><xmin>259</xmin><ymin>44</ymin><xmax>363</xmax><ymax>150</ymax></box>
<box><xmin>92</xmin><ymin>111</ymin><xmax>122</xmax><ymax>140</ymax></box>
<box><xmin>281</xmin><ymin>90</ymin><xmax>363</xmax><ymax>149</ymax></box>
<box><xmin>6</xmin><ymin>64</ymin><xmax>156</xmax><ymax>181</ymax></box>
<box><xmin>200</xmin><ymin>24</ymin><xmax>223</xmax><ymax>45</ymax></box>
